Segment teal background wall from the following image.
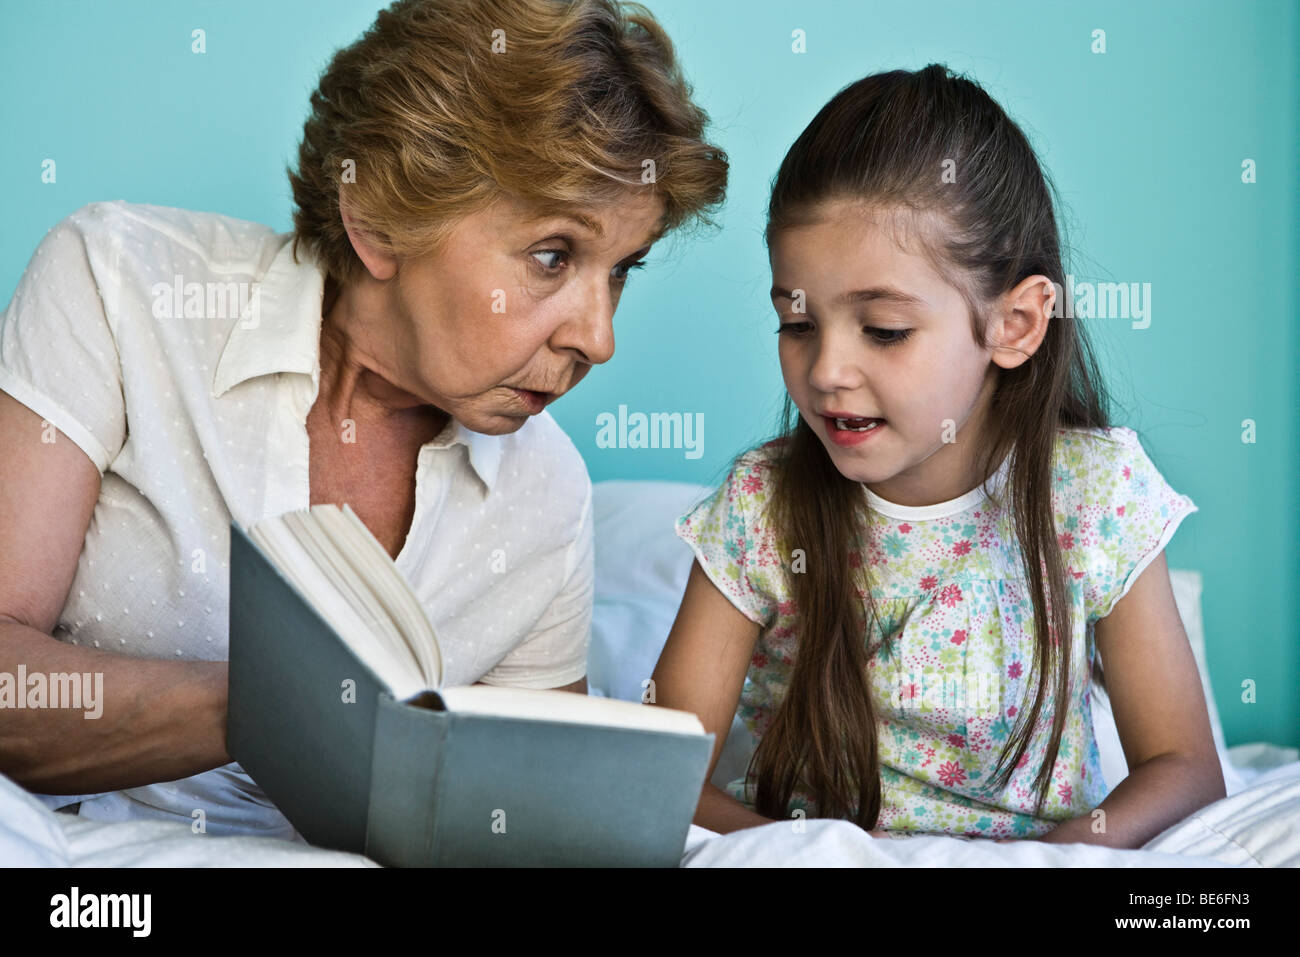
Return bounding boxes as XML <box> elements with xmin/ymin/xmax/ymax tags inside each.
<box><xmin>2</xmin><ymin>0</ymin><xmax>1296</xmax><ymax>748</ymax></box>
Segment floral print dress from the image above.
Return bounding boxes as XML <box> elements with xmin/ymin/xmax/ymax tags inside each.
<box><xmin>673</xmin><ymin>426</ymin><xmax>1198</xmax><ymax>839</ymax></box>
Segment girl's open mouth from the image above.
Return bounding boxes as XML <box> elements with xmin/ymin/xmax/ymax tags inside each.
<box><xmin>823</xmin><ymin>414</ymin><xmax>886</xmax><ymax>447</ymax></box>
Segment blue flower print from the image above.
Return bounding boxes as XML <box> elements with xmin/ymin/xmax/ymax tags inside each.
<box><xmin>883</xmin><ymin>532</ymin><xmax>908</xmax><ymax>558</ymax></box>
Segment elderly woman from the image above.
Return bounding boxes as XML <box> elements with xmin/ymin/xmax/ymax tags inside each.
<box><xmin>0</xmin><ymin>0</ymin><xmax>726</xmax><ymax>839</ymax></box>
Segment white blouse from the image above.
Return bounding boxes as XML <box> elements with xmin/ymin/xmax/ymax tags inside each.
<box><xmin>0</xmin><ymin>201</ymin><xmax>593</xmax><ymax>839</ymax></box>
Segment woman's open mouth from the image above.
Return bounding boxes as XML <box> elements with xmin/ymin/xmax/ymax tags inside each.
<box><xmin>510</xmin><ymin>387</ymin><xmax>552</xmax><ymax>414</ymax></box>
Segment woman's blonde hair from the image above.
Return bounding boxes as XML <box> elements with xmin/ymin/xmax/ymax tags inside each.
<box><xmin>287</xmin><ymin>0</ymin><xmax>729</xmax><ymax>284</ymax></box>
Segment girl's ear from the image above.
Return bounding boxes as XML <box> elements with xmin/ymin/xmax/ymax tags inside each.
<box><xmin>990</xmin><ymin>274</ymin><xmax>1054</xmax><ymax>370</ymax></box>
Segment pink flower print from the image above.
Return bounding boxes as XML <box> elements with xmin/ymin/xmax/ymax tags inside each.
<box><xmin>951</xmin><ymin>629</ymin><xmax>967</xmax><ymax>645</ymax></box>
<box><xmin>1116</xmin><ymin>505</ymin><xmax>1125</xmax><ymax>516</ymax></box>
<box><xmin>946</xmin><ymin>733</ymin><xmax>966</xmax><ymax>749</ymax></box>
<box><xmin>777</xmin><ymin>599</ymin><xmax>796</xmax><ymax>617</ymax></box>
<box><xmin>937</xmin><ymin>761</ymin><xmax>967</xmax><ymax>786</ymax></box>
<box><xmin>938</xmin><ymin>583</ymin><xmax>963</xmax><ymax>607</ymax></box>
<box><xmin>1122</xmin><ymin>466</ymin><xmax>1131</xmax><ymax>480</ymax></box>
<box><xmin>899</xmin><ymin>523</ymin><xmax>912</xmax><ymax>534</ymax></box>
<box><xmin>1008</xmin><ymin>661</ymin><xmax>1023</xmax><ymax>680</ymax></box>
<box><xmin>752</xmin><ymin>652</ymin><xmax>768</xmax><ymax>668</ymax></box>
<box><xmin>1016</xmin><ymin>752</ymin><xmax>1030</xmax><ymax>769</ymax></box>
<box><xmin>741</xmin><ymin>472</ymin><xmax>763</xmax><ymax>495</ymax></box>
<box><xmin>1058</xmin><ymin>531</ymin><xmax>1075</xmax><ymax>550</ymax></box>
<box><xmin>953</xmin><ymin>540</ymin><xmax>972</xmax><ymax>556</ymax></box>
<box><xmin>916</xmin><ymin>742</ymin><xmax>936</xmax><ymax>768</ymax></box>
<box><xmin>920</xmin><ymin>575</ymin><xmax>938</xmax><ymax>591</ymax></box>
<box><xmin>1007</xmin><ymin>705</ymin><xmax>1018</xmax><ymax>718</ymax></box>
<box><xmin>1057</xmin><ymin>782</ymin><xmax>1073</xmax><ymax>805</ymax></box>
<box><xmin>848</xmin><ymin>551</ymin><xmax>862</xmax><ymax>568</ymax></box>
<box><xmin>904</xmin><ymin>681</ymin><xmax>920</xmax><ymax>702</ymax></box>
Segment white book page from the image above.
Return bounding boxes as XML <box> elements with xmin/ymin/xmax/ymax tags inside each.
<box><xmin>322</xmin><ymin>504</ymin><xmax>441</xmax><ymax>688</ymax></box>
<box><xmin>284</xmin><ymin>510</ymin><xmax>414</xmax><ymax>673</ymax></box>
<box><xmin>247</xmin><ymin>515</ymin><xmax>426</xmax><ymax>701</ymax></box>
<box><xmin>436</xmin><ymin>685</ymin><xmax>706</xmax><ymax>736</ymax></box>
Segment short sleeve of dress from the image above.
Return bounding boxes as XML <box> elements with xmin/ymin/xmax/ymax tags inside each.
<box><xmin>1080</xmin><ymin>426</ymin><xmax>1198</xmax><ymax>623</ymax></box>
<box><xmin>673</xmin><ymin>449</ymin><xmax>780</xmax><ymax>628</ymax></box>
<box><xmin>0</xmin><ymin>209</ymin><xmax>127</xmax><ymax>475</ymax></box>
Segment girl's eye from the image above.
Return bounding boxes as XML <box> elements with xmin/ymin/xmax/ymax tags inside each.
<box><xmin>867</xmin><ymin>327</ymin><xmax>914</xmax><ymax>347</ymax></box>
<box><xmin>774</xmin><ymin>323</ymin><xmax>914</xmax><ymax>348</ymax></box>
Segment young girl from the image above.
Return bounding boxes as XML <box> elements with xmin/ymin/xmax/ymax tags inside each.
<box><xmin>655</xmin><ymin>64</ymin><xmax>1225</xmax><ymax>846</ymax></box>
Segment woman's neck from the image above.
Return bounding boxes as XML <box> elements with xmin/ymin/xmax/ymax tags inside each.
<box><xmin>316</xmin><ymin>275</ymin><xmax>449</xmax><ymax>438</ymax></box>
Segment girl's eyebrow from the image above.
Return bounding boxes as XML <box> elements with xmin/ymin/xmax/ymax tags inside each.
<box><xmin>770</xmin><ymin>285</ymin><xmax>926</xmax><ymax>308</ymax></box>
<box><xmin>769</xmin><ymin>286</ymin><xmax>925</xmax><ymax>312</ymax></box>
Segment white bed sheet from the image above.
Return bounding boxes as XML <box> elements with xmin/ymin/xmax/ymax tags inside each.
<box><xmin>680</xmin><ymin>759</ymin><xmax>1300</xmax><ymax>867</ymax></box>
<box><xmin>3</xmin><ymin>757</ymin><xmax>1297</xmax><ymax>867</ymax></box>
<box><xmin>0</xmin><ymin>771</ymin><xmax>376</xmax><ymax>867</ymax></box>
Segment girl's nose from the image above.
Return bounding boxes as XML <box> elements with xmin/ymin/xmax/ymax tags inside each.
<box><xmin>806</xmin><ymin>337</ymin><xmax>866</xmax><ymax>394</ymax></box>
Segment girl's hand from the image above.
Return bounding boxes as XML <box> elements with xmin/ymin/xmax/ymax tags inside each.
<box><xmin>867</xmin><ymin>828</ymin><xmax>889</xmax><ymax>838</ymax></box>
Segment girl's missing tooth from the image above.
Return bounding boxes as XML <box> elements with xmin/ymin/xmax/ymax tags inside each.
<box><xmin>655</xmin><ymin>64</ymin><xmax>1223</xmax><ymax>846</ymax></box>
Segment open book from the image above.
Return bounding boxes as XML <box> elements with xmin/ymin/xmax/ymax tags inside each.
<box><xmin>226</xmin><ymin>504</ymin><xmax>713</xmax><ymax>867</ymax></box>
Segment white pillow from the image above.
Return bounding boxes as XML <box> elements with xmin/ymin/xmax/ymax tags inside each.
<box><xmin>588</xmin><ymin>480</ymin><xmax>713</xmax><ymax>703</ymax></box>
<box><xmin>588</xmin><ymin>480</ymin><xmax>1228</xmax><ymax>796</ymax></box>
<box><xmin>588</xmin><ymin>480</ymin><xmax>755</xmax><ymax>787</ymax></box>
<box><xmin>1093</xmin><ymin>568</ymin><xmax>1240</xmax><ymax>793</ymax></box>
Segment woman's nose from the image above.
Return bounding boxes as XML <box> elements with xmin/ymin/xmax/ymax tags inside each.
<box><xmin>553</xmin><ymin>283</ymin><xmax>616</xmax><ymax>365</ymax></box>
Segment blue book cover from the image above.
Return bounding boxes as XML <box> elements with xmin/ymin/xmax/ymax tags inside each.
<box><xmin>225</xmin><ymin>514</ymin><xmax>713</xmax><ymax>867</ymax></box>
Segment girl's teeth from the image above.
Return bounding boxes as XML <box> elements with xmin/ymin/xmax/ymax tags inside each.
<box><xmin>835</xmin><ymin>417</ymin><xmax>880</xmax><ymax>432</ymax></box>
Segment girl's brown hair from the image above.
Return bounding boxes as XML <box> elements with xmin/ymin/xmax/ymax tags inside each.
<box><xmin>748</xmin><ymin>64</ymin><xmax>1112</xmax><ymax>826</ymax></box>
<box><xmin>287</xmin><ymin>0</ymin><xmax>728</xmax><ymax>286</ymax></box>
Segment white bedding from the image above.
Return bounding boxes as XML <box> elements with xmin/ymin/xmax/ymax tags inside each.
<box><xmin>0</xmin><ymin>770</ymin><xmax>376</xmax><ymax>867</ymax></box>
<box><xmin>681</xmin><ymin>759</ymin><xmax>1300</xmax><ymax>867</ymax></box>
<box><xmin>3</xmin><ymin>756</ymin><xmax>1297</xmax><ymax>867</ymax></box>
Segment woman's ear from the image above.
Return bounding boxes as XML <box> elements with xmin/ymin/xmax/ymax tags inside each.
<box><xmin>989</xmin><ymin>274</ymin><xmax>1054</xmax><ymax>370</ymax></box>
<box><xmin>338</xmin><ymin>187</ymin><xmax>399</xmax><ymax>281</ymax></box>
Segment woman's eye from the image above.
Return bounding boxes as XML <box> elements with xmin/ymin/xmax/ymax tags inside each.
<box><xmin>532</xmin><ymin>249</ymin><xmax>568</xmax><ymax>272</ymax></box>
<box><xmin>612</xmin><ymin>259</ymin><xmax>647</xmax><ymax>282</ymax></box>
<box><xmin>774</xmin><ymin>321</ymin><xmax>812</xmax><ymax>336</ymax></box>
